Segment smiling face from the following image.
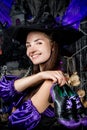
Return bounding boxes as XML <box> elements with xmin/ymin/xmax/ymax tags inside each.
<box><xmin>26</xmin><ymin>31</ymin><xmax>53</xmax><ymax>66</ymax></box>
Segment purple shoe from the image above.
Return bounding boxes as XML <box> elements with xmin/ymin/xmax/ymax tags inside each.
<box><xmin>58</xmin><ymin>97</ymin><xmax>80</xmax><ymax>129</ymax></box>
<box><xmin>72</xmin><ymin>95</ymin><xmax>87</xmax><ymax>127</ymax></box>
<box><xmin>50</xmin><ymin>83</ymin><xmax>81</xmax><ymax>129</ymax></box>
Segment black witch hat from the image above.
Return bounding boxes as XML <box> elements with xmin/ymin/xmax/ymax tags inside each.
<box><xmin>12</xmin><ymin>0</ymin><xmax>87</xmax><ymax>45</ymax></box>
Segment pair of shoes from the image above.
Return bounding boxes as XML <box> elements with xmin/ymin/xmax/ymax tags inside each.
<box><xmin>50</xmin><ymin>83</ymin><xmax>84</xmax><ymax>129</ymax></box>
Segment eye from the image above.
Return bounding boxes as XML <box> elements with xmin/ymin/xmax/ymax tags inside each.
<box><xmin>37</xmin><ymin>42</ymin><xmax>42</xmax><ymax>45</ymax></box>
<box><xmin>26</xmin><ymin>44</ymin><xmax>31</xmax><ymax>48</ymax></box>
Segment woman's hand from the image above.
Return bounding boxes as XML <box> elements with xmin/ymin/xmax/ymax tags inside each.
<box><xmin>40</xmin><ymin>70</ymin><xmax>66</xmax><ymax>86</ymax></box>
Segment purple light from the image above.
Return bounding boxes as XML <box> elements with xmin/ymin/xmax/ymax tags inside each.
<box><xmin>62</xmin><ymin>0</ymin><xmax>87</xmax><ymax>29</ymax></box>
<box><xmin>56</xmin><ymin>0</ymin><xmax>87</xmax><ymax>29</ymax></box>
<box><xmin>0</xmin><ymin>0</ymin><xmax>13</xmax><ymax>27</ymax></box>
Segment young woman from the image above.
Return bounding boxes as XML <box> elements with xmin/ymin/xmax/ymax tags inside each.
<box><xmin>1</xmin><ymin>0</ymin><xmax>87</xmax><ymax>128</ymax></box>
<box><xmin>0</xmin><ymin>29</ymin><xmax>67</xmax><ymax>130</ymax></box>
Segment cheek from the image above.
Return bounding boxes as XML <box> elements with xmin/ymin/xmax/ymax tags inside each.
<box><xmin>26</xmin><ymin>49</ymin><xmax>30</xmax><ymax>57</ymax></box>
<box><xmin>43</xmin><ymin>49</ymin><xmax>51</xmax><ymax>60</ymax></box>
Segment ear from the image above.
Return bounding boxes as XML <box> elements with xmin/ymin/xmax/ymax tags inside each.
<box><xmin>51</xmin><ymin>41</ymin><xmax>55</xmax><ymax>51</ymax></box>
<box><xmin>52</xmin><ymin>47</ymin><xmax>54</xmax><ymax>51</ymax></box>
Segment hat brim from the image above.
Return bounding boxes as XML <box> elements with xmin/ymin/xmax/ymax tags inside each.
<box><xmin>12</xmin><ymin>24</ymin><xmax>83</xmax><ymax>45</ymax></box>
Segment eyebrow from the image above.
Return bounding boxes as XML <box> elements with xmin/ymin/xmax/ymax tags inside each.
<box><xmin>26</xmin><ymin>38</ymin><xmax>42</xmax><ymax>44</ymax></box>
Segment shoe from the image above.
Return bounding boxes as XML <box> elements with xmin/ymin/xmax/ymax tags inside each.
<box><xmin>72</xmin><ymin>95</ymin><xmax>87</xmax><ymax>127</ymax></box>
<box><xmin>64</xmin><ymin>85</ymin><xmax>87</xmax><ymax>127</ymax></box>
<box><xmin>50</xmin><ymin>83</ymin><xmax>81</xmax><ymax>129</ymax></box>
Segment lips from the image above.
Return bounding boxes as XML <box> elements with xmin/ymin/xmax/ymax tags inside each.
<box><xmin>30</xmin><ymin>53</ymin><xmax>41</xmax><ymax>60</ymax></box>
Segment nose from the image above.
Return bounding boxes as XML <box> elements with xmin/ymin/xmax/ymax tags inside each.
<box><xmin>28</xmin><ymin>44</ymin><xmax>37</xmax><ymax>53</ymax></box>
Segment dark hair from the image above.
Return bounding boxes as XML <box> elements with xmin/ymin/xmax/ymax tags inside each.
<box><xmin>24</xmin><ymin>31</ymin><xmax>61</xmax><ymax>99</ymax></box>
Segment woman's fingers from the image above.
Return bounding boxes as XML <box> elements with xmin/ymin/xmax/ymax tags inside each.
<box><xmin>49</xmin><ymin>71</ymin><xmax>66</xmax><ymax>86</ymax></box>
<box><xmin>54</xmin><ymin>71</ymin><xmax>66</xmax><ymax>86</ymax></box>
<box><xmin>41</xmin><ymin>70</ymin><xmax>66</xmax><ymax>86</ymax></box>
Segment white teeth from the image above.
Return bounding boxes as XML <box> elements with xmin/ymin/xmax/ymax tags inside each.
<box><xmin>32</xmin><ymin>54</ymin><xmax>38</xmax><ymax>58</ymax></box>
<box><xmin>32</xmin><ymin>55</ymin><xmax>37</xmax><ymax>58</ymax></box>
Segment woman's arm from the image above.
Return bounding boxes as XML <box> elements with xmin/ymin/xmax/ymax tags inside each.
<box><xmin>14</xmin><ymin>70</ymin><xmax>66</xmax><ymax>92</ymax></box>
<box><xmin>31</xmin><ymin>79</ymin><xmax>54</xmax><ymax>113</ymax></box>
<box><xmin>14</xmin><ymin>71</ymin><xmax>66</xmax><ymax>92</ymax></box>
<box><xmin>14</xmin><ymin>72</ymin><xmax>44</xmax><ymax>92</ymax></box>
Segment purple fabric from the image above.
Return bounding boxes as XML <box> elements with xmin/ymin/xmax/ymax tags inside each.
<box><xmin>9</xmin><ymin>100</ymin><xmax>55</xmax><ymax>130</ymax></box>
<box><xmin>55</xmin><ymin>0</ymin><xmax>87</xmax><ymax>29</ymax></box>
<box><xmin>0</xmin><ymin>75</ymin><xmax>55</xmax><ymax>129</ymax></box>
<box><xmin>62</xmin><ymin>0</ymin><xmax>87</xmax><ymax>29</ymax></box>
<box><xmin>9</xmin><ymin>100</ymin><xmax>41</xmax><ymax>130</ymax></box>
<box><xmin>9</xmin><ymin>99</ymin><xmax>54</xmax><ymax>130</ymax></box>
<box><xmin>43</xmin><ymin>105</ymin><xmax>55</xmax><ymax>117</ymax></box>
<box><xmin>0</xmin><ymin>75</ymin><xmax>20</xmax><ymax>101</ymax></box>
<box><xmin>0</xmin><ymin>75</ymin><xmax>27</xmax><ymax>107</ymax></box>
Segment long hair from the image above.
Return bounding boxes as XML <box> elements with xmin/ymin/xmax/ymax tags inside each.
<box><xmin>24</xmin><ymin>31</ymin><xmax>61</xmax><ymax>100</ymax></box>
